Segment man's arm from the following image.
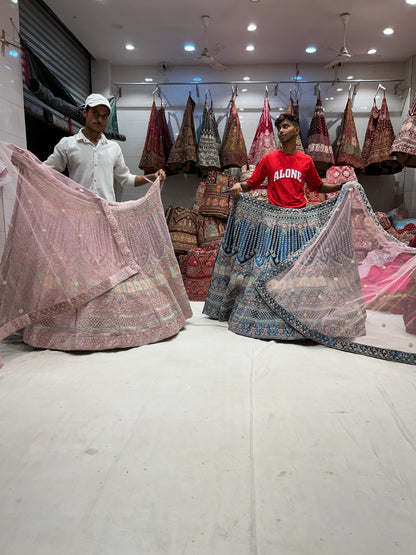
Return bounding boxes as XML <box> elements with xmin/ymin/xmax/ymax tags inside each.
<box><xmin>317</xmin><ymin>182</ymin><xmax>343</xmax><ymax>195</ymax></box>
<box><xmin>134</xmin><ymin>169</ymin><xmax>166</xmax><ymax>187</ymax></box>
<box><xmin>229</xmin><ymin>181</ymin><xmax>251</xmax><ymax>198</ymax></box>
<box><xmin>43</xmin><ymin>141</ymin><xmax>67</xmax><ymax>172</ymax></box>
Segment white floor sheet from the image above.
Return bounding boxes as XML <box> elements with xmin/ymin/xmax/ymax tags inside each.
<box><xmin>0</xmin><ymin>302</ymin><xmax>415</xmax><ymax>555</ymax></box>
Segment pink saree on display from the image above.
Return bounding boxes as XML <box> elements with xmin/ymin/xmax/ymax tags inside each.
<box><xmin>0</xmin><ymin>143</ymin><xmax>192</xmax><ymax>367</ymax></box>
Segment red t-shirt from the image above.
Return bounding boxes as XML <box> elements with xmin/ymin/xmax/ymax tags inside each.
<box><xmin>247</xmin><ymin>150</ymin><xmax>323</xmax><ymax>208</ymax></box>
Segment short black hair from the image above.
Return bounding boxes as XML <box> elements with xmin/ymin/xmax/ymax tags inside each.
<box><xmin>275</xmin><ymin>112</ymin><xmax>300</xmax><ymax>128</ymax></box>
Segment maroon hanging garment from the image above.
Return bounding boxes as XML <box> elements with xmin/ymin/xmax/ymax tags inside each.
<box><xmin>167</xmin><ymin>92</ymin><xmax>198</xmax><ymax>174</ymax></box>
<box><xmin>306</xmin><ymin>94</ymin><xmax>334</xmax><ymax>176</ymax></box>
<box><xmin>364</xmin><ymin>94</ymin><xmax>402</xmax><ymax>175</ymax></box>
<box><xmin>244</xmin><ymin>89</ymin><xmax>277</xmax><ymax>201</ymax></box>
<box><xmin>139</xmin><ymin>96</ymin><xmax>168</xmax><ymax>173</ymax></box>
<box><xmin>334</xmin><ymin>93</ymin><xmax>364</xmax><ymax>171</ymax></box>
<box><xmin>248</xmin><ymin>89</ymin><xmax>277</xmax><ymax>165</ymax></box>
<box><xmin>220</xmin><ymin>94</ymin><xmax>247</xmax><ymax>170</ymax></box>
<box><xmin>390</xmin><ymin>91</ymin><xmax>416</xmax><ymax>168</ymax></box>
<box><xmin>158</xmin><ymin>101</ymin><xmax>173</xmax><ymax>166</ymax></box>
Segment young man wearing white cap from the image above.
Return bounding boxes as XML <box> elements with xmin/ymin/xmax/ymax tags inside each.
<box><xmin>44</xmin><ymin>93</ymin><xmax>166</xmax><ymax>201</ymax></box>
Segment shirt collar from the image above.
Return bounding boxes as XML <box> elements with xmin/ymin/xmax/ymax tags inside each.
<box><xmin>77</xmin><ymin>129</ymin><xmax>108</xmax><ymax>145</ymax></box>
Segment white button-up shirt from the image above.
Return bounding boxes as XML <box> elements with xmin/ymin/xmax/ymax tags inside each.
<box><xmin>44</xmin><ymin>129</ymin><xmax>135</xmax><ymax>200</ymax></box>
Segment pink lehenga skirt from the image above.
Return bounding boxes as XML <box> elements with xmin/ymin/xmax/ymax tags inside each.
<box><xmin>0</xmin><ymin>144</ymin><xmax>192</xmax><ymax>362</ymax></box>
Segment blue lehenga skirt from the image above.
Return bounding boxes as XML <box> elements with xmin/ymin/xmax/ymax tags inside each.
<box><xmin>203</xmin><ymin>193</ymin><xmax>339</xmax><ymax>339</ymax></box>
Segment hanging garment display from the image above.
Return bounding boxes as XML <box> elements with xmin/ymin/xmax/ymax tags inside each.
<box><xmin>167</xmin><ymin>92</ymin><xmax>198</xmax><ymax>173</ymax></box>
<box><xmin>306</xmin><ymin>95</ymin><xmax>335</xmax><ymax>176</ymax></box>
<box><xmin>361</xmin><ymin>96</ymin><xmax>402</xmax><ymax>175</ymax></box>
<box><xmin>284</xmin><ymin>93</ymin><xmax>305</xmax><ymax>153</ymax></box>
<box><xmin>248</xmin><ymin>90</ymin><xmax>277</xmax><ymax>165</ymax></box>
<box><xmin>243</xmin><ymin>89</ymin><xmax>277</xmax><ymax>202</ymax></box>
<box><xmin>0</xmin><ymin>143</ymin><xmax>192</xmax><ymax>366</ymax></box>
<box><xmin>197</xmin><ymin>94</ymin><xmax>221</xmax><ymax>176</ymax></box>
<box><xmin>204</xmin><ymin>183</ymin><xmax>416</xmax><ymax>364</ymax></box>
<box><xmin>390</xmin><ymin>91</ymin><xmax>416</xmax><ymax>167</ymax></box>
<box><xmin>334</xmin><ymin>96</ymin><xmax>364</xmax><ymax>170</ymax></box>
<box><xmin>139</xmin><ymin>97</ymin><xmax>173</xmax><ymax>173</ymax></box>
<box><xmin>325</xmin><ymin>165</ymin><xmax>357</xmax><ymax>200</ymax></box>
<box><xmin>220</xmin><ymin>97</ymin><xmax>247</xmax><ymax>169</ymax></box>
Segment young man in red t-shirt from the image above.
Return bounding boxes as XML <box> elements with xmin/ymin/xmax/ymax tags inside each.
<box><xmin>230</xmin><ymin>113</ymin><xmax>341</xmax><ymax>208</ymax></box>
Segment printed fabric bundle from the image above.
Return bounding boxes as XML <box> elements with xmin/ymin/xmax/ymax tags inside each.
<box><xmin>0</xmin><ymin>143</ymin><xmax>192</xmax><ymax>366</ymax></box>
<box><xmin>183</xmin><ymin>246</ymin><xmax>219</xmax><ymax>301</ymax></box>
<box><xmin>220</xmin><ymin>98</ymin><xmax>247</xmax><ymax>169</ymax></box>
<box><xmin>165</xmin><ymin>206</ymin><xmax>198</xmax><ymax>253</ymax></box>
<box><xmin>361</xmin><ymin>96</ymin><xmax>402</xmax><ymax>175</ymax></box>
<box><xmin>199</xmin><ymin>169</ymin><xmax>239</xmax><ymax>219</ymax></box>
<box><xmin>139</xmin><ymin>97</ymin><xmax>173</xmax><ymax>173</ymax></box>
<box><xmin>334</xmin><ymin>97</ymin><xmax>364</xmax><ymax>171</ymax></box>
<box><xmin>167</xmin><ymin>93</ymin><xmax>198</xmax><ymax>173</ymax></box>
<box><xmin>390</xmin><ymin>91</ymin><xmax>416</xmax><ymax>167</ymax></box>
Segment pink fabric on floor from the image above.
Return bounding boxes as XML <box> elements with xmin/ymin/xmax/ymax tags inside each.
<box><xmin>0</xmin><ymin>143</ymin><xmax>192</xmax><ymax>366</ymax></box>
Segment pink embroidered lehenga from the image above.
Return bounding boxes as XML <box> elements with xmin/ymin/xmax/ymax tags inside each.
<box><xmin>0</xmin><ymin>143</ymin><xmax>192</xmax><ymax>367</ymax></box>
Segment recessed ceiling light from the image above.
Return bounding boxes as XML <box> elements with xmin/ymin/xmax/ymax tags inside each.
<box><xmin>246</xmin><ymin>44</ymin><xmax>255</xmax><ymax>51</ymax></box>
<box><xmin>250</xmin><ymin>0</ymin><xmax>260</xmax><ymax>2</ymax></box>
<box><xmin>330</xmin><ymin>97</ymin><xmax>334</xmax><ymax>101</ymax></box>
<box><xmin>305</xmin><ymin>46</ymin><xmax>317</xmax><ymax>54</ymax></box>
<box><xmin>184</xmin><ymin>44</ymin><xmax>196</xmax><ymax>52</ymax></box>
<box><xmin>193</xmin><ymin>77</ymin><xmax>202</xmax><ymax>82</ymax></box>
<box><xmin>360</xmin><ymin>106</ymin><xmax>368</xmax><ymax>110</ymax></box>
<box><xmin>347</xmin><ymin>75</ymin><xmax>354</xmax><ymax>79</ymax></box>
<box><xmin>368</xmin><ymin>48</ymin><xmax>377</xmax><ymax>54</ymax></box>
<box><xmin>247</xmin><ymin>23</ymin><xmax>257</xmax><ymax>31</ymax></box>
<box><xmin>383</xmin><ymin>27</ymin><xmax>394</xmax><ymax>35</ymax></box>
<box><xmin>405</xmin><ymin>0</ymin><xmax>416</xmax><ymax>5</ymax></box>
<box><xmin>241</xmin><ymin>88</ymin><xmax>248</xmax><ymax>92</ymax></box>
<box><xmin>243</xmin><ymin>76</ymin><xmax>250</xmax><ymax>81</ymax></box>
<box><xmin>336</xmin><ymin>87</ymin><xmax>343</xmax><ymax>92</ymax></box>
<box><xmin>125</xmin><ymin>43</ymin><xmax>135</xmax><ymax>51</ymax></box>
<box><xmin>144</xmin><ymin>77</ymin><xmax>153</xmax><ymax>82</ymax></box>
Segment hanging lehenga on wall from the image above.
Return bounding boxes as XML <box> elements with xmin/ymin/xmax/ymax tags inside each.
<box><xmin>334</xmin><ymin>91</ymin><xmax>364</xmax><ymax>171</ymax></box>
<box><xmin>361</xmin><ymin>90</ymin><xmax>402</xmax><ymax>175</ymax></box>
<box><xmin>139</xmin><ymin>95</ymin><xmax>173</xmax><ymax>173</ymax></box>
<box><xmin>306</xmin><ymin>93</ymin><xmax>335</xmax><ymax>176</ymax></box>
<box><xmin>167</xmin><ymin>92</ymin><xmax>198</xmax><ymax>173</ymax></box>
<box><xmin>196</xmin><ymin>90</ymin><xmax>221</xmax><ymax>176</ymax></box>
<box><xmin>243</xmin><ymin>88</ymin><xmax>277</xmax><ymax>202</ymax></box>
<box><xmin>220</xmin><ymin>91</ymin><xmax>247</xmax><ymax>170</ymax></box>
<box><xmin>390</xmin><ymin>91</ymin><xmax>416</xmax><ymax>168</ymax></box>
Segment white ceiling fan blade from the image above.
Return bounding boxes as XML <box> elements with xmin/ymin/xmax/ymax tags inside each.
<box><xmin>209</xmin><ymin>60</ymin><xmax>226</xmax><ymax>71</ymax></box>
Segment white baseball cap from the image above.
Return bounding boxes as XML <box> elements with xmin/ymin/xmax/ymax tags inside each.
<box><xmin>84</xmin><ymin>93</ymin><xmax>111</xmax><ymax>111</ymax></box>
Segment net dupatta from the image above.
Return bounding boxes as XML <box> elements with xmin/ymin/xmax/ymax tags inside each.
<box><xmin>0</xmin><ymin>142</ymin><xmax>191</xmax><ymax>367</ymax></box>
<box><xmin>255</xmin><ymin>183</ymin><xmax>416</xmax><ymax>364</ymax></box>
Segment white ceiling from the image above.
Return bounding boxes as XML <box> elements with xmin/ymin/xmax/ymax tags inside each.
<box><xmin>43</xmin><ymin>0</ymin><xmax>416</xmax><ymax>69</ymax></box>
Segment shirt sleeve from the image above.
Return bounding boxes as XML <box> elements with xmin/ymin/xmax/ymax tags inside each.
<box><xmin>43</xmin><ymin>139</ymin><xmax>68</xmax><ymax>172</ymax></box>
<box><xmin>304</xmin><ymin>157</ymin><xmax>323</xmax><ymax>192</ymax></box>
<box><xmin>113</xmin><ymin>145</ymin><xmax>136</xmax><ymax>188</ymax></box>
<box><xmin>246</xmin><ymin>157</ymin><xmax>269</xmax><ymax>190</ymax></box>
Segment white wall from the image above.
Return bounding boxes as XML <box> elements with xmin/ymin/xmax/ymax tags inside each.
<box><xmin>0</xmin><ymin>0</ymin><xmax>26</xmax><ymax>256</ymax></box>
<box><xmin>92</xmin><ymin>60</ymin><xmax>415</xmax><ymax>215</ymax></box>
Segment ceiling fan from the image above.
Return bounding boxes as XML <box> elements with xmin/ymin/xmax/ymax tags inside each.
<box><xmin>324</xmin><ymin>13</ymin><xmax>352</xmax><ymax>70</ymax></box>
<box><xmin>197</xmin><ymin>15</ymin><xmax>226</xmax><ymax>72</ymax></box>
